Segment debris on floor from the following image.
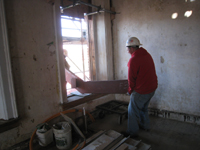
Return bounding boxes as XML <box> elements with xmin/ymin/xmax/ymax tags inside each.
<box><xmin>81</xmin><ymin>130</ymin><xmax>151</xmax><ymax>150</ymax></box>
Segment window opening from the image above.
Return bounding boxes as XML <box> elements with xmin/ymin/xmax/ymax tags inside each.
<box><xmin>61</xmin><ymin>16</ymin><xmax>90</xmax><ymax>95</ymax></box>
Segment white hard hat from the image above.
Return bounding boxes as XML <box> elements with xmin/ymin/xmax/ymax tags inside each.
<box><xmin>126</xmin><ymin>37</ymin><xmax>142</xmax><ymax>47</ymax></box>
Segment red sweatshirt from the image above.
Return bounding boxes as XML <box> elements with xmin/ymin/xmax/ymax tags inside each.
<box><xmin>127</xmin><ymin>47</ymin><xmax>158</xmax><ymax>94</ymax></box>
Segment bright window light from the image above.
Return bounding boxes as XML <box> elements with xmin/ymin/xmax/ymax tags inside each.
<box><xmin>61</xmin><ymin>16</ymin><xmax>86</xmax><ymax>38</ymax></box>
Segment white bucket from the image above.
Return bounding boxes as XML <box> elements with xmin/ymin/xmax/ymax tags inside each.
<box><xmin>53</xmin><ymin>121</ymin><xmax>72</xmax><ymax>150</ymax></box>
<box><xmin>36</xmin><ymin>128</ymin><xmax>53</xmax><ymax>146</ymax></box>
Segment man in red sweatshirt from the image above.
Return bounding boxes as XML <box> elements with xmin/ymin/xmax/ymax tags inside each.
<box><xmin>126</xmin><ymin>37</ymin><xmax>158</xmax><ymax>138</ymax></box>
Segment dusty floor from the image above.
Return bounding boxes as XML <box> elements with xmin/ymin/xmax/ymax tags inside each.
<box><xmin>89</xmin><ymin>113</ymin><xmax>200</xmax><ymax>150</ymax></box>
<box><xmin>7</xmin><ymin>113</ymin><xmax>200</xmax><ymax>150</ymax></box>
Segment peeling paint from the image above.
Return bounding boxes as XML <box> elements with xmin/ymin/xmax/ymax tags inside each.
<box><xmin>1</xmin><ymin>1</ymin><xmax>61</xmax><ymax>149</ymax></box>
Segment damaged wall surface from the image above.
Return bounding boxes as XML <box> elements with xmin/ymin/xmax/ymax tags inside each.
<box><xmin>0</xmin><ymin>2</ymin><xmax>114</xmax><ymax>149</ymax></box>
<box><xmin>113</xmin><ymin>0</ymin><xmax>200</xmax><ymax>116</ymax></box>
<box><xmin>0</xmin><ymin>1</ymin><xmax>62</xmax><ymax>149</ymax></box>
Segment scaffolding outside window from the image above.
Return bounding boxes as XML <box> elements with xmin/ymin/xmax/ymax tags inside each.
<box><xmin>61</xmin><ymin>16</ymin><xmax>90</xmax><ymax>95</ymax></box>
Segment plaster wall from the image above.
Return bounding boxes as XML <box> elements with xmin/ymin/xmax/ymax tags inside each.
<box><xmin>0</xmin><ymin>1</ymin><xmax>62</xmax><ymax>149</ymax></box>
<box><xmin>113</xmin><ymin>0</ymin><xmax>200</xmax><ymax>116</ymax></box>
<box><xmin>0</xmin><ymin>0</ymin><xmax>114</xmax><ymax>149</ymax></box>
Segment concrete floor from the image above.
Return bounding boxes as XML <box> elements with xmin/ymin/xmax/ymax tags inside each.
<box><xmin>8</xmin><ymin>113</ymin><xmax>200</xmax><ymax>150</ymax></box>
<box><xmin>88</xmin><ymin>113</ymin><xmax>200</xmax><ymax>150</ymax></box>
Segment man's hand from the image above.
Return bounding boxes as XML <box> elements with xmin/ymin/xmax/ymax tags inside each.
<box><xmin>126</xmin><ymin>92</ymin><xmax>130</xmax><ymax>96</ymax></box>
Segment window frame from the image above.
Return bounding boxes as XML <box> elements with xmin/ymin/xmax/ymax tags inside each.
<box><xmin>53</xmin><ymin>1</ymin><xmax>68</xmax><ymax>103</ymax></box>
<box><xmin>0</xmin><ymin>0</ymin><xmax>18</xmax><ymax>120</ymax></box>
<box><xmin>54</xmin><ymin>1</ymin><xmax>99</xmax><ymax>103</ymax></box>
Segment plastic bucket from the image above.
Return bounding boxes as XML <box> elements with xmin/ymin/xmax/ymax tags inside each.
<box><xmin>36</xmin><ymin>128</ymin><xmax>53</xmax><ymax>146</ymax></box>
<box><xmin>53</xmin><ymin>121</ymin><xmax>72</xmax><ymax>150</ymax></box>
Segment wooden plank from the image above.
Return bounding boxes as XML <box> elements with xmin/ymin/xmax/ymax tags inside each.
<box><xmin>77</xmin><ymin>130</ymin><xmax>106</xmax><ymax>149</ymax></box>
<box><xmin>82</xmin><ymin>130</ymin><xmax>123</xmax><ymax>150</ymax></box>
<box><xmin>82</xmin><ymin>134</ymin><xmax>114</xmax><ymax>150</ymax></box>
<box><xmin>125</xmin><ymin>138</ymin><xmax>141</xmax><ymax>147</ymax></box>
<box><xmin>115</xmin><ymin>143</ymin><xmax>128</xmax><ymax>150</ymax></box>
<box><xmin>88</xmin><ymin>18</ymin><xmax>96</xmax><ymax>81</ymax></box>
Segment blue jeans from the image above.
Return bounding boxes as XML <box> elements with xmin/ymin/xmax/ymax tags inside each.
<box><xmin>127</xmin><ymin>91</ymin><xmax>155</xmax><ymax>135</ymax></box>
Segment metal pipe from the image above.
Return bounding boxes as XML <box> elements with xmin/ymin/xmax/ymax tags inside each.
<box><xmin>84</xmin><ymin>10</ymin><xmax>107</xmax><ymax>16</ymax></box>
<box><xmin>83</xmin><ymin>107</ymin><xmax>88</xmax><ymax>134</ymax></box>
<box><xmin>84</xmin><ymin>9</ymin><xmax>116</xmax><ymax>16</ymax></box>
<box><xmin>84</xmin><ymin>11</ymin><xmax>99</xmax><ymax>16</ymax></box>
<box><xmin>62</xmin><ymin>3</ymin><xmax>80</xmax><ymax>10</ymax></box>
<box><xmin>64</xmin><ymin>0</ymin><xmax>116</xmax><ymax>15</ymax></box>
<box><xmin>78</xmin><ymin>1</ymin><xmax>100</xmax><ymax>9</ymax></box>
<box><xmin>78</xmin><ymin>1</ymin><xmax>116</xmax><ymax>14</ymax></box>
<box><xmin>68</xmin><ymin>0</ymin><xmax>100</xmax><ymax>9</ymax></box>
<box><xmin>101</xmin><ymin>8</ymin><xmax>116</xmax><ymax>14</ymax></box>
